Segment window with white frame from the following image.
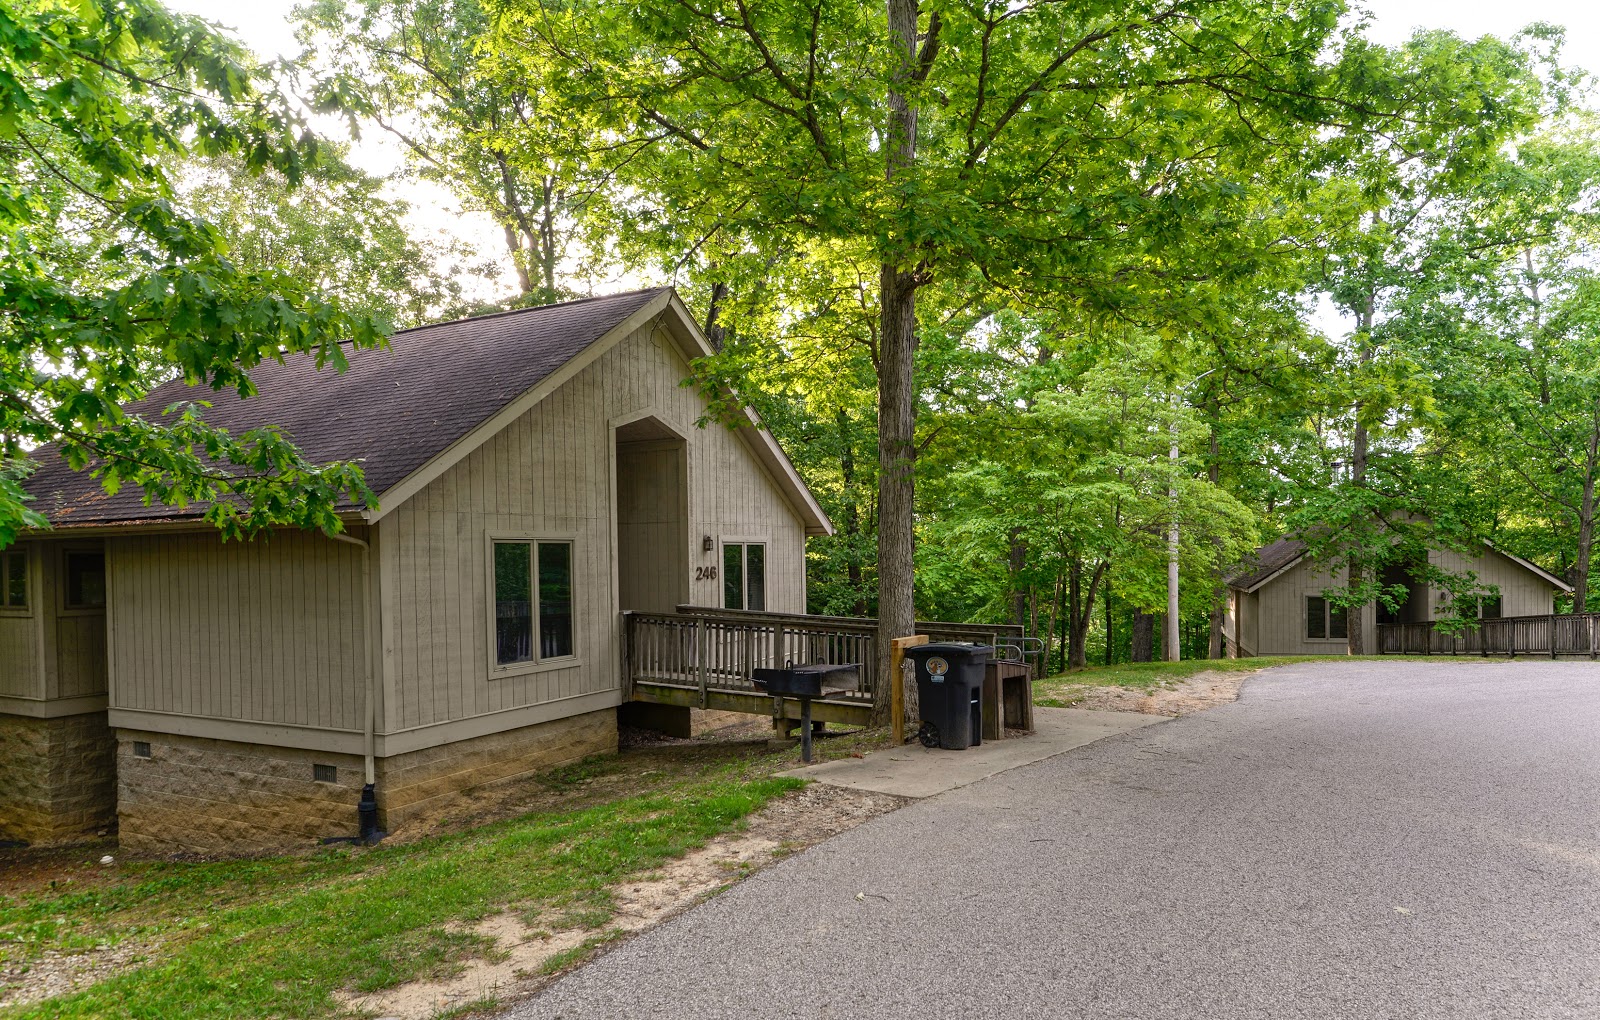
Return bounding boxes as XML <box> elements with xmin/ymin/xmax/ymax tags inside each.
<box><xmin>1306</xmin><ymin>596</ymin><xmax>1348</xmax><ymax>640</ymax></box>
<box><xmin>492</xmin><ymin>540</ymin><xmax>575</xmax><ymax>668</ymax></box>
<box><xmin>722</xmin><ymin>542</ymin><xmax>766</xmax><ymax>611</ymax></box>
<box><xmin>1</xmin><ymin>548</ymin><xmax>26</xmax><ymax>611</ymax></box>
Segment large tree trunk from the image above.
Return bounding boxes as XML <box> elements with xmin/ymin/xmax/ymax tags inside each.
<box><xmin>872</xmin><ymin>0</ymin><xmax>924</xmax><ymax>727</ymax></box>
<box><xmin>1207</xmin><ymin>426</ymin><xmax>1225</xmax><ymax>659</ymax></box>
<box><xmin>1130</xmin><ymin>612</ymin><xmax>1155</xmax><ymax>663</ymax></box>
<box><xmin>1009</xmin><ymin>529</ymin><xmax>1027</xmax><ymax>628</ymax></box>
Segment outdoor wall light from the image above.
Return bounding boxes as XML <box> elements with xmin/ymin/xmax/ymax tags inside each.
<box><xmin>703</xmin><ymin>535</ymin><xmax>714</xmax><ymax>552</ymax></box>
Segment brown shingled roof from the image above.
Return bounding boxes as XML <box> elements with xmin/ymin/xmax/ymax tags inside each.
<box><xmin>25</xmin><ymin>288</ymin><xmax>669</xmax><ymax>527</ymax></box>
<box><xmin>1226</xmin><ymin>537</ymin><xmax>1308</xmax><ymax>591</ymax></box>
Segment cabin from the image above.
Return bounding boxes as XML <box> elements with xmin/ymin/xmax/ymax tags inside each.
<box><xmin>0</xmin><ymin>288</ymin><xmax>831</xmax><ymax>852</ymax></box>
<box><xmin>1224</xmin><ymin>537</ymin><xmax>1571</xmax><ymax>657</ymax></box>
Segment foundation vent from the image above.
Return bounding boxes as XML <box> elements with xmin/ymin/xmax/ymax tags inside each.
<box><xmin>132</xmin><ymin>741</ymin><xmax>152</xmax><ymax>759</ymax></box>
<box><xmin>313</xmin><ymin>764</ymin><xmax>338</xmax><ymax>784</ymax></box>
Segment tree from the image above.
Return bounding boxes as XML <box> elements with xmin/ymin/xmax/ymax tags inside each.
<box><xmin>294</xmin><ymin>0</ymin><xmax>587</xmax><ymax>301</ymax></box>
<box><xmin>1298</xmin><ymin>29</ymin><xmax>1558</xmax><ymax>651</ymax></box>
<box><xmin>1429</xmin><ymin>128</ymin><xmax>1600</xmax><ymax>610</ymax></box>
<box><xmin>1</xmin><ymin>0</ymin><xmax>385</xmax><ymax>547</ymax></box>
<box><xmin>489</xmin><ymin>0</ymin><xmax>1390</xmax><ymax>715</ymax></box>
<box><xmin>182</xmin><ymin>149</ymin><xmax>490</xmax><ymax>330</ymax></box>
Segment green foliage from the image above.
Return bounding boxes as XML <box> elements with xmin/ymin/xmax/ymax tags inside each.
<box><xmin>180</xmin><ymin>150</ymin><xmax>491</xmax><ymax>331</ymax></box>
<box><xmin>0</xmin><ymin>0</ymin><xmax>392</xmax><ymax>545</ymax></box>
<box><xmin>293</xmin><ymin>0</ymin><xmax>587</xmax><ymax>302</ymax></box>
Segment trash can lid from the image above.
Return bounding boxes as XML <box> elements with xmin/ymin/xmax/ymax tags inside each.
<box><xmin>907</xmin><ymin>642</ymin><xmax>995</xmax><ymax>658</ymax></box>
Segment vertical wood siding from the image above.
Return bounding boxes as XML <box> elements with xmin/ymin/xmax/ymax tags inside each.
<box><xmin>0</xmin><ymin>615</ymin><xmax>36</xmax><ymax>699</ymax></box>
<box><xmin>1251</xmin><ymin>546</ymin><xmax>1558</xmax><ymax>655</ymax></box>
<box><xmin>1253</xmin><ymin>558</ymin><xmax>1379</xmax><ymax>656</ymax></box>
<box><xmin>379</xmin><ymin>323</ymin><xmax>810</xmax><ymax>733</ymax></box>
<box><xmin>107</xmin><ymin>531</ymin><xmax>365</xmax><ymax>730</ymax></box>
<box><xmin>1429</xmin><ymin>548</ymin><xmax>1555</xmax><ymax>619</ymax></box>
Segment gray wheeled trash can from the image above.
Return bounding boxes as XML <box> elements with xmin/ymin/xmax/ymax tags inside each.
<box><xmin>907</xmin><ymin>643</ymin><xmax>993</xmax><ymax>750</ymax></box>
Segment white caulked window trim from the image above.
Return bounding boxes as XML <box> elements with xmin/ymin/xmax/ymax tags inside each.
<box><xmin>486</xmin><ymin>532</ymin><xmax>581</xmax><ymax>681</ymax></box>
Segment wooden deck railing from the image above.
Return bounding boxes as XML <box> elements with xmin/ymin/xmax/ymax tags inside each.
<box><xmin>1378</xmin><ymin>613</ymin><xmax>1600</xmax><ymax>658</ymax></box>
<box><xmin>624</xmin><ymin>607</ymin><xmax>1028</xmax><ymax>707</ymax></box>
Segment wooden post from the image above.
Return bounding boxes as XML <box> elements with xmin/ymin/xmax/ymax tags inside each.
<box><xmin>890</xmin><ymin>634</ymin><xmax>928</xmax><ymax>745</ymax></box>
<box><xmin>696</xmin><ymin>617</ymin><xmax>708</xmax><ymax>708</ymax></box>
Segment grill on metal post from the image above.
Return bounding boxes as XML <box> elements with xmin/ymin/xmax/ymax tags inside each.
<box><xmin>751</xmin><ymin>661</ymin><xmax>860</xmax><ymax>763</ymax></box>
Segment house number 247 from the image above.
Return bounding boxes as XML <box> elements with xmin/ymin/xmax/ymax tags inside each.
<box><xmin>695</xmin><ymin>566</ymin><xmax>719</xmax><ymax>581</ymax></box>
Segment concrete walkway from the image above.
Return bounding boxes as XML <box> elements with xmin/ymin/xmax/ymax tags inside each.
<box><xmin>780</xmin><ymin>706</ymin><xmax>1164</xmax><ymax>798</ymax></box>
<box><xmin>506</xmin><ymin>660</ymin><xmax>1600</xmax><ymax>1019</ymax></box>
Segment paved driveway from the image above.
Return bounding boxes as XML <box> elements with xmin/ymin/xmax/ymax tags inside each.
<box><xmin>507</xmin><ymin>661</ymin><xmax>1600</xmax><ymax>1019</ymax></box>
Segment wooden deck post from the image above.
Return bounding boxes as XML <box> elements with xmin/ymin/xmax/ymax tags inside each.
<box><xmin>695</xmin><ymin>617</ymin><xmax>708</xmax><ymax>708</ymax></box>
<box><xmin>890</xmin><ymin>635</ymin><xmax>928</xmax><ymax>745</ymax></box>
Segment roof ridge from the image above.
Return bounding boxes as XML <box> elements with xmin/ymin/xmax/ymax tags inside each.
<box><xmin>387</xmin><ymin>286</ymin><xmax>671</xmax><ymax>339</ymax></box>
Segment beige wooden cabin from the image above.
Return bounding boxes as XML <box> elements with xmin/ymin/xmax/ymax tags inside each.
<box><xmin>1224</xmin><ymin>537</ymin><xmax>1570</xmax><ymax>657</ymax></box>
<box><xmin>2</xmin><ymin>288</ymin><xmax>831</xmax><ymax>851</ymax></box>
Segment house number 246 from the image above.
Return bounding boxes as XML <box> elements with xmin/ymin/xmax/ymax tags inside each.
<box><xmin>695</xmin><ymin>566</ymin><xmax>719</xmax><ymax>582</ymax></box>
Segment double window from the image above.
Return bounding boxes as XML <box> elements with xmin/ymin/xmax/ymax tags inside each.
<box><xmin>722</xmin><ymin>542</ymin><xmax>766</xmax><ymax>611</ymax></box>
<box><xmin>1306</xmin><ymin>596</ymin><xmax>1348</xmax><ymax>640</ymax></box>
<box><xmin>492</xmin><ymin>540</ymin><xmax>575</xmax><ymax>669</ymax></box>
<box><xmin>1</xmin><ymin>549</ymin><xmax>26</xmax><ymax>610</ymax></box>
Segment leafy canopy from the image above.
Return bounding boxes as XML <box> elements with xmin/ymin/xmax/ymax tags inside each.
<box><xmin>1</xmin><ymin>0</ymin><xmax>391</xmax><ymax>547</ymax></box>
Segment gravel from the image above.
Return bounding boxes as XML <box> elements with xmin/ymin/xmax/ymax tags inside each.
<box><xmin>503</xmin><ymin>659</ymin><xmax>1600</xmax><ymax>1020</ymax></box>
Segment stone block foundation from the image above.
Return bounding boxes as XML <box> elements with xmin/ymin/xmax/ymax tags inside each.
<box><xmin>377</xmin><ymin>709</ymin><xmax>617</xmax><ymax>831</ymax></box>
<box><xmin>0</xmin><ymin>711</ymin><xmax>117</xmax><ymax>845</ymax></box>
<box><xmin>116</xmin><ymin>709</ymin><xmax>618</xmax><ymax>853</ymax></box>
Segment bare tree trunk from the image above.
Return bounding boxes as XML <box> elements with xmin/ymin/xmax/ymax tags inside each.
<box><xmin>1104</xmin><ymin>579</ymin><xmax>1114</xmax><ymax>665</ymax></box>
<box><xmin>1009</xmin><ymin>529</ymin><xmax>1027</xmax><ymax>628</ymax></box>
<box><xmin>871</xmin><ymin>0</ymin><xmax>924</xmax><ymax>725</ymax></box>
<box><xmin>1347</xmin><ymin>296</ymin><xmax>1374</xmax><ymax>657</ymax></box>
<box><xmin>539</xmin><ymin>177</ymin><xmax>558</xmax><ymax>296</ymax></box>
<box><xmin>1131</xmin><ymin>612</ymin><xmax>1154</xmax><ymax>663</ymax></box>
<box><xmin>1066</xmin><ymin>560</ymin><xmax>1106</xmax><ymax>670</ymax></box>
<box><xmin>703</xmin><ymin>281</ymin><xmax>730</xmax><ymax>351</ymax></box>
<box><xmin>1208</xmin><ymin>427</ymin><xmax>1225</xmax><ymax>659</ymax></box>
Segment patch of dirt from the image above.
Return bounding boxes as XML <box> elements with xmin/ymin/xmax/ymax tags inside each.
<box><xmin>1</xmin><ymin>941</ymin><xmax>149</xmax><ymax>1009</ymax></box>
<box><xmin>337</xmin><ymin>783</ymin><xmax>906</xmax><ymax>1020</ymax></box>
<box><xmin>1056</xmin><ymin>670</ymin><xmax>1243</xmax><ymax>717</ymax></box>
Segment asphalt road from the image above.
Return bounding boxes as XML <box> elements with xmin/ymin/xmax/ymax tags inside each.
<box><xmin>506</xmin><ymin>660</ymin><xmax>1600</xmax><ymax>1019</ymax></box>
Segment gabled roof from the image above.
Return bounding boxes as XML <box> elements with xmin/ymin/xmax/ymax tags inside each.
<box><xmin>1485</xmin><ymin>542</ymin><xmax>1574</xmax><ymax>593</ymax></box>
<box><xmin>1226</xmin><ymin>537</ymin><xmax>1308</xmax><ymax>592</ymax></box>
<box><xmin>24</xmin><ymin>287</ymin><xmax>833</xmax><ymax>536</ymax></box>
<box><xmin>1226</xmin><ymin>536</ymin><xmax>1573</xmax><ymax>594</ymax></box>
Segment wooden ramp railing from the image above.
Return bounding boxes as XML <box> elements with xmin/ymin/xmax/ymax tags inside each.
<box><xmin>623</xmin><ymin>608</ymin><xmax>1027</xmax><ymax>720</ymax></box>
<box><xmin>1378</xmin><ymin>613</ymin><xmax>1600</xmax><ymax>658</ymax></box>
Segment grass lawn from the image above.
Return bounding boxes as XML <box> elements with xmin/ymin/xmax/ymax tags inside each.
<box><xmin>0</xmin><ymin>727</ymin><xmax>888</xmax><ymax>1020</ymax></box>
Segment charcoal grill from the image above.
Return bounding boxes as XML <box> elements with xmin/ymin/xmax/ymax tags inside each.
<box><xmin>752</xmin><ymin>662</ymin><xmax>860</xmax><ymax>762</ymax></box>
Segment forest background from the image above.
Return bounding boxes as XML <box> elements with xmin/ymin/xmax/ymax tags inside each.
<box><xmin>5</xmin><ymin>0</ymin><xmax>1599</xmax><ymax>687</ymax></box>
